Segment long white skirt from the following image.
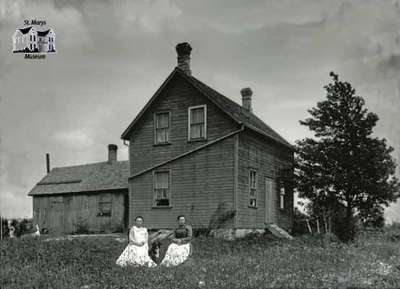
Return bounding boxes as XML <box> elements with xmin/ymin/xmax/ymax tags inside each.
<box><xmin>116</xmin><ymin>244</ymin><xmax>157</xmax><ymax>267</ymax></box>
<box><xmin>160</xmin><ymin>243</ymin><xmax>191</xmax><ymax>267</ymax></box>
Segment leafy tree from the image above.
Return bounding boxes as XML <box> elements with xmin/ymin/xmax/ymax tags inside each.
<box><xmin>295</xmin><ymin>72</ymin><xmax>399</xmax><ymax>242</ymax></box>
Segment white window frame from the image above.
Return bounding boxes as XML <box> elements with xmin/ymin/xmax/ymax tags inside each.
<box><xmin>154</xmin><ymin>111</ymin><xmax>171</xmax><ymax>145</ymax></box>
<box><xmin>188</xmin><ymin>104</ymin><xmax>207</xmax><ymax>141</ymax></box>
<box><xmin>279</xmin><ymin>186</ymin><xmax>285</xmax><ymax>210</ymax></box>
<box><xmin>153</xmin><ymin>170</ymin><xmax>171</xmax><ymax>207</ymax></box>
<box><xmin>249</xmin><ymin>169</ymin><xmax>258</xmax><ymax>207</ymax></box>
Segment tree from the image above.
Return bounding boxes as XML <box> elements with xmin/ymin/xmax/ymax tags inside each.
<box><xmin>295</xmin><ymin>72</ymin><xmax>399</xmax><ymax>242</ymax></box>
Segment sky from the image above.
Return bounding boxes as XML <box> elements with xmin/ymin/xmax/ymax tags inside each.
<box><xmin>0</xmin><ymin>0</ymin><xmax>399</xmax><ymax>222</ymax></box>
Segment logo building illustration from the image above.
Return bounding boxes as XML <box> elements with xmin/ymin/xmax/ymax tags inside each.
<box><xmin>13</xmin><ymin>26</ymin><xmax>56</xmax><ymax>53</ymax></box>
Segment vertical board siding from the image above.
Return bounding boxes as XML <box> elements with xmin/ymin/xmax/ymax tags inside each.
<box><xmin>32</xmin><ymin>190</ymin><xmax>128</xmax><ymax>235</ymax></box>
<box><xmin>129</xmin><ymin>73</ymin><xmax>239</xmax><ymax>176</ymax></box>
<box><xmin>237</xmin><ymin>129</ymin><xmax>294</xmax><ymax>230</ymax></box>
<box><xmin>129</xmin><ymin>137</ymin><xmax>235</xmax><ymax>229</ymax></box>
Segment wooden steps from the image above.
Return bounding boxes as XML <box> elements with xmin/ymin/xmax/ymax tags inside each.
<box><xmin>265</xmin><ymin>223</ymin><xmax>294</xmax><ymax>240</ymax></box>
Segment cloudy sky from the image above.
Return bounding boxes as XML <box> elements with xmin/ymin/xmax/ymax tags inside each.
<box><xmin>0</xmin><ymin>0</ymin><xmax>399</xmax><ymax>222</ymax></box>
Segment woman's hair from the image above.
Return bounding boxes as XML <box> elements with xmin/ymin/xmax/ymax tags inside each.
<box><xmin>177</xmin><ymin>215</ymin><xmax>185</xmax><ymax>221</ymax></box>
<box><xmin>135</xmin><ymin>216</ymin><xmax>144</xmax><ymax>221</ymax></box>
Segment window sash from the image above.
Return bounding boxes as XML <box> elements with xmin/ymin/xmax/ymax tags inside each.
<box><xmin>156</xmin><ymin>113</ymin><xmax>169</xmax><ymax>128</ymax></box>
<box><xmin>250</xmin><ymin>171</ymin><xmax>257</xmax><ymax>189</ymax></box>
<box><xmin>189</xmin><ymin>106</ymin><xmax>206</xmax><ymax>140</ymax></box>
<box><xmin>190</xmin><ymin>108</ymin><xmax>204</xmax><ymax>124</ymax></box>
<box><xmin>98</xmin><ymin>201</ymin><xmax>112</xmax><ymax>216</ymax></box>
<box><xmin>155</xmin><ymin>112</ymin><xmax>170</xmax><ymax>144</ymax></box>
<box><xmin>156</xmin><ymin>128</ymin><xmax>169</xmax><ymax>143</ymax></box>
<box><xmin>280</xmin><ymin>187</ymin><xmax>285</xmax><ymax>209</ymax></box>
<box><xmin>154</xmin><ymin>171</ymin><xmax>170</xmax><ymax>206</ymax></box>
<box><xmin>249</xmin><ymin>170</ymin><xmax>257</xmax><ymax>207</ymax></box>
<box><xmin>190</xmin><ymin>123</ymin><xmax>204</xmax><ymax>139</ymax></box>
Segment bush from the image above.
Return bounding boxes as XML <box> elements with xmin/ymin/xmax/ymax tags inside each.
<box><xmin>384</xmin><ymin>222</ymin><xmax>400</xmax><ymax>242</ymax></box>
<box><xmin>292</xmin><ymin>208</ymin><xmax>310</xmax><ymax>235</ymax></box>
<box><xmin>0</xmin><ymin>217</ymin><xmax>33</xmax><ymax>238</ymax></box>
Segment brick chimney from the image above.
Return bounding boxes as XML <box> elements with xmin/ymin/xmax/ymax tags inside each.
<box><xmin>176</xmin><ymin>42</ymin><xmax>192</xmax><ymax>75</ymax></box>
<box><xmin>108</xmin><ymin>144</ymin><xmax>117</xmax><ymax>163</ymax></box>
<box><xmin>46</xmin><ymin>153</ymin><xmax>50</xmax><ymax>173</ymax></box>
<box><xmin>241</xmin><ymin>87</ymin><xmax>253</xmax><ymax>112</ymax></box>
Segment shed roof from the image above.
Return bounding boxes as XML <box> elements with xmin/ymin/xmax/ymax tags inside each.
<box><xmin>121</xmin><ymin>68</ymin><xmax>293</xmax><ymax>149</ymax></box>
<box><xmin>28</xmin><ymin>160</ymin><xmax>129</xmax><ymax>196</ymax></box>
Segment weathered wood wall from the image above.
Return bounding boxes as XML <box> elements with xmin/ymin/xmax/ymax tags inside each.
<box><xmin>237</xmin><ymin>129</ymin><xmax>294</xmax><ymax>230</ymax></box>
<box><xmin>128</xmin><ymin>73</ymin><xmax>239</xmax><ymax>229</ymax></box>
<box><xmin>129</xmin><ymin>73</ymin><xmax>240</xmax><ymax>176</ymax></box>
<box><xmin>129</xmin><ymin>137</ymin><xmax>235</xmax><ymax>229</ymax></box>
<box><xmin>32</xmin><ymin>190</ymin><xmax>128</xmax><ymax>235</ymax></box>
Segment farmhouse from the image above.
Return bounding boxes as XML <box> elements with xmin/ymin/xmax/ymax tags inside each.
<box><xmin>121</xmin><ymin>43</ymin><xmax>294</xmax><ymax>235</ymax></box>
<box><xmin>28</xmin><ymin>145</ymin><xmax>129</xmax><ymax>234</ymax></box>
<box><xmin>28</xmin><ymin>42</ymin><xmax>294</xmax><ymax>236</ymax></box>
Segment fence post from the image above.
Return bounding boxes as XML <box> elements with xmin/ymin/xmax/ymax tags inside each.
<box><xmin>306</xmin><ymin>218</ymin><xmax>312</xmax><ymax>233</ymax></box>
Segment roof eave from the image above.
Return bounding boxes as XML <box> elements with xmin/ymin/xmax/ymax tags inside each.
<box><xmin>28</xmin><ymin>186</ymin><xmax>128</xmax><ymax>197</ymax></box>
<box><xmin>120</xmin><ymin>68</ymin><xmax>180</xmax><ymax>140</ymax></box>
<box><xmin>244</xmin><ymin>124</ymin><xmax>294</xmax><ymax>151</ymax></box>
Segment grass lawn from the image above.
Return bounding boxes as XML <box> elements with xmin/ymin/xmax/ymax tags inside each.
<box><xmin>1</xmin><ymin>230</ymin><xmax>400</xmax><ymax>289</ymax></box>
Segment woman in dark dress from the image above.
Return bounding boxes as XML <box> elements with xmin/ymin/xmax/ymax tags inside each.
<box><xmin>159</xmin><ymin>215</ymin><xmax>192</xmax><ymax>266</ymax></box>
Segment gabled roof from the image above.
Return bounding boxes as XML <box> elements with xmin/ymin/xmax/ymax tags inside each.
<box><xmin>28</xmin><ymin>161</ymin><xmax>129</xmax><ymax>196</ymax></box>
<box><xmin>121</xmin><ymin>68</ymin><xmax>293</xmax><ymax>149</ymax></box>
<box><xmin>19</xmin><ymin>26</ymin><xmax>33</xmax><ymax>34</ymax></box>
<box><xmin>37</xmin><ymin>29</ymin><xmax>50</xmax><ymax>37</ymax></box>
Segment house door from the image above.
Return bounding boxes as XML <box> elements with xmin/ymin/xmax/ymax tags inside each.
<box><xmin>265</xmin><ymin>178</ymin><xmax>276</xmax><ymax>223</ymax></box>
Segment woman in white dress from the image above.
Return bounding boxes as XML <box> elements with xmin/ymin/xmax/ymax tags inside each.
<box><xmin>116</xmin><ymin>216</ymin><xmax>156</xmax><ymax>267</ymax></box>
<box><xmin>160</xmin><ymin>215</ymin><xmax>192</xmax><ymax>267</ymax></box>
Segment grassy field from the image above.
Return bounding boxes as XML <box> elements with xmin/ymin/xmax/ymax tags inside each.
<box><xmin>1</xmin><ymin>229</ymin><xmax>400</xmax><ymax>289</ymax></box>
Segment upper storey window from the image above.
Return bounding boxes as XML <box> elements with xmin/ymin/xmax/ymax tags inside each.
<box><xmin>188</xmin><ymin>105</ymin><xmax>207</xmax><ymax>141</ymax></box>
<box><xmin>154</xmin><ymin>112</ymin><xmax>170</xmax><ymax>144</ymax></box>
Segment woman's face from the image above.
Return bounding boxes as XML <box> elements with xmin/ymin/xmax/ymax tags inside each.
<box><xmin>135</xmin><ymin>218</ymin><xmax>143</xmax><ymax>227</ymax></box>
<box><xmin>178</xmin><ymin>216</ymin><xmax>185</xmax><ymax>226</ymax></box>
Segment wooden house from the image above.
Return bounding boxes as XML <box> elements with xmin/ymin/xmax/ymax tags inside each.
<box><xmin>28</xmin><ymin>145</ymin><xmax>129</xmax><ymax>235</ymax></box>
<box><xmin>121</xmin><ymin>43</ymin><xmax>294</xmax><ymax>234</ymax></box>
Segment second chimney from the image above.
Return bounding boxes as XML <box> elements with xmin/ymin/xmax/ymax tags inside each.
<box><xmin>108</xmin><ymin>144</ymin><xmax>118</xmax><ymax>163</ymax></box>
<box><xmin>46</xmin><ymin>153</ymin><xmax>50</xmax><ymax>173</ymax></box>
<box><xmin>241</xmin><ymin>87</ymin><xmax>253</xmax><ymax>112</ymax></box>
<box><xmin>176</xmin><ymin>42</ymin><xmax>192</xmax><ymax>75</ymax></box>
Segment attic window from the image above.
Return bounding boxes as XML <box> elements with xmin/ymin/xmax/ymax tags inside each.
<box><xmin>188</xmin><ymin>105</ymin><xmax>207</xmax><ymax>141</ymax></box>
<box><xmin>154</xmin><ymin>112</ymin><xmax>170</xmax><ymax>144</ymax></box>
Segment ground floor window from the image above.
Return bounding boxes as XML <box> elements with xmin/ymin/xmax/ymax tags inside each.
<box><xmin>98</xmin><ymin>195</ymin><xmax>112</xmax><ymax>216</ymax></box>
<box><xmin>249</xmin><ymin>169</ymin><xmax>257</xmax><ymax>207</ymax></box>
<box><xmin>153</xmin><ymin>170</ymin><xmax>170</xmax><ymax>207</ymax></box>
<box><xmin>279</xmin><ymin>186</ymin><xmax>285</xmax><ymax>210</ymax></box>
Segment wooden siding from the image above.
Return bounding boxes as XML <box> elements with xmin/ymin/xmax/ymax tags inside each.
<box><xmin>129</xmin><ymin>137</ymin><xmax>235</xmax><ymax>229</ymax></box>
<box><xmin>32</xmin><ymin>190</ymin><xmax>128</xmax><ymax>235</ymax></box>
<box><xmin>129</xmin><ymin>73</ymin><xmax>239</xmax><ymax>176</ymax></box>
<box><xmin>236</xmin><ymin>129</ymin><xmax>294</xmax><ymax>230</ymax></box>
